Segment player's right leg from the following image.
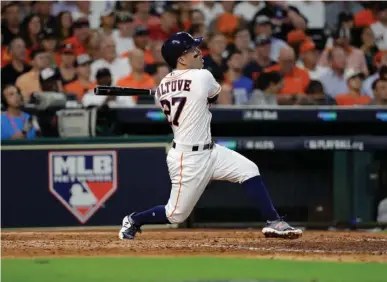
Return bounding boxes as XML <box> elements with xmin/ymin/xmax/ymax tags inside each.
<box><xmin>119</xmin><ymin>148</ymin><xmax>213</xmax><ymax>240</ymax></box>
<box><xmin>211</xmin><ymin>144</ymin><xmax>302</xmax><ymax>239</ymax></box>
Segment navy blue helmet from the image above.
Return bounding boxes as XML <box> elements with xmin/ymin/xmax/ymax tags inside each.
<box><xmin>161</xmin><ymin>32</ymin><xmax>203</xmax><ymax>69</ymax></box>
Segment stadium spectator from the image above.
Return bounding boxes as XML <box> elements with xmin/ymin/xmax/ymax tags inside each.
<box><xmin>190</xmin><ymin>9</ymin><xmax>206</xmax><ymax>26</ymax></box>
<box><xmin>224</xmin><ymin>51</ymin><xmax>254</xmax><ymax>105</ymax></box>
<box><xmin>265</xmin><ymin>46</ymin><xmax>310</xmax><ymax>96</ymax></box>
<box><xmin>112</xmin><ymin>13</ymin><xmax>135</xmax><ymax>56</ymax></box>
<box><xmin>133</xmin><ymin>1</ymin><xmax>160</xmax><ymax>28</ymax></box>
<box><xmin>335</xmin><ymin>69</ymin><xmax>370</xmax><ymax>106</ymax></box>
<box><xmin>62</xmin><ymin>17</ymin><xmax>90</xmax><ymax>56</ymax></box>
<box><xmin>1</xmin><ymin>85</ymin><xmax>37</xmax><ymax>140</ymax></box>
<box><xmin>145</xmin><ymin>40</ymin><xmax>166</xmax><ymax>75</ymax></box>
<box><xmin>20</xmin><ymin>14</ymin><xmax>42</xmax><ymax>56</ymax></box>
<box><xmin>194</xmin><ymin>1</ymin><xmax>224</xmax><ymax>27</ymax></box>
<box><xmin>319</xmin><ymin>26</ymin><xmax>369</xmax><ymax>75</ymax></box>
<box><xmin>152</xmin><ymin>63</ymin><xmax>170</xmax><ymax>86</ymax></box>
<box><xmin>305</xmin><ymin>80</ymin><xmax>336</xmax><ymax>105</ymax></box>
<box><xmin>251</xmin><ymin>1</ymin><xmax>307</xmax><ymax>42</ymax></box>
<box><xmin>16</xmin><ymin>48</ymin><xmax>49</xmax><ymax>100</ymax></box>
<box><xmin>234</xmin><ymin>1</ymin><xmax>264</xmax><ymax>22</ymax></box>
<box><xmin>64</xmin><ymin>54</ymin><xmax>95</xmax><ymax>101</ymax></box>
<box><xmin>117</xmin><ymin>48</ymin><xmax>155</xmax><ymax>104</ymax></box>
<box><xmin>319</xmin><ymin>46</ymin><xmax>348</xmax><ymax>98</ymax></box>
<box><xmin>370</xmin><ymin>78</ymin><xmax>387</xmax><ymax>105</ymax></box>
<box><xmin>1</xmin><ymin>37</ymin><xmax>31</xmax><ymax>87</ymax></box>
<box><xmin>32</xmin><ymin>1</ymin><xmax>56</xmax><ymax>30</ymax></box>
<box><xmin>325</xmin><ymin>1</ymin><xmax>363</xmax><ymax>31</ymax></box>
<box><xmin>246</xmin><ymin>71</ymin><xmax>283</xmax><ymax>106</ymax></box>
<box><xmin>86</xmin><ymin>30</ymin><xmax>103</xmax><ymax>60</ymax></box>
<box><xmin>297</xmin><ymin>39</ymin><xmax>329</xmax><ymax>81</ymax></box>
<box><xmin>148</xmin><ymin>7</ymin><xmax>179</xmax><ymax>41</ymax></box>
<box><xmin>339</xmin><ymin>12</ymin><xmax>355</xmax><ymax>30</ymax></box>
<box><xmin>288</xmin><ymin>1</ymin><xmax>325</xmax><ymax>31</ymax></box>
<box><xmin>360</xmin><ymin>26</ymin><xmax>379</xmax><ymax>74</ymax></box>
<box><xmin>173</xmin><ymin>1</ymin><xmax>192</xmax><ymax>31</ymax></box>
<box><xmin>1</xmin><ymin>2</ymin><xmax>21</xmax><ymax>46</ymax></box>
<box><xmin>121</xmin><ymin>26</ymin><xmax>152</xmax><ymax>61</ymax></box>
<box><xmin>244</xmin><ymin>35</ymin><xmax>276</xmax><ymax>81</ymax></box>
<box><xmin>99</xmin><ymin>9</ymin><xmax>116</xmax><ymax>36</ymax></box>
<box><xmin>39</xmin><ymin>67</ymin><xmax>63</xmax><ymax>92</ymax></box>
<box><xmin>252</xmin><ymin>15</ymin><xmax>288</xmax><ymax>62</ymax></box>
<box><xmin>54</xmin><ymin>11</ymin><xmax>73</xmax><ymax>42</ymax></box>
<box><xmin>188</xmin><ymin>10</ymin><xmax>207</xmax><ymax>39</ymax></box>
<box><xmin>227</xmin><ymin>27</ymin><xmax>254</xmax><ymax>68</ymax></box>
<box><xmin>55</xmin><ymin>43</ymin><xmax>77</xmax><ymax>87</ymax></box>
<box><xmin>39</xmin><ymin>28</ymin><xmax>58</xmax><ymax>67</ymax></box>
<box><xmin>83</xmin><ymin>68</ymin><xmax>116</xmax><ymax>107</ymax></box>
<box><xmin>370</xmin><ymin>3</ymin><xmax>387</xmax><ymax>51</ymax></box>
<box><xmin>90</xmin><ymin>36</ymin><xmax>131</xmax><ymax>84</ymax></box>
<box><xmin>203</xmin><ymin>32</ymin><xmax>228</xmax><ymax>82</ymax></box>
<box><xmin>213</xmin><ymin>1</ymin><xmax>240</xmax><ymax>43</ymax></box>
<box><xmin>362</xmin><ymin>52</ymin><xmax>387</xmax><ymax>97</ymax></box>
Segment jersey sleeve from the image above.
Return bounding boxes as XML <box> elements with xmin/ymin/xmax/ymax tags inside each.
<box><xmin>201</xmin><ymin>69</ymin><xmax>222</xmax><ymax>98</ymax></box>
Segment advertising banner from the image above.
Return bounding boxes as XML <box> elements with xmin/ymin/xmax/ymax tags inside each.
<box><xmin>1</xmin><ymin>143</ymin><xmax>171</xmax><ymax>228</ymax></box>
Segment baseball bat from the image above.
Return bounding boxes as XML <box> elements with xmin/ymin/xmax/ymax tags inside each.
<box><xmin>94</xmin><ymin>85</ymin><xmax>155</xmax><ymax>96</ymax></box>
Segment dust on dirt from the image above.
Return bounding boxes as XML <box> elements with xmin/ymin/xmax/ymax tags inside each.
<box><xmin>2</xmin><ymin>229</ymin><xmax>387</xmax><ymax>263</ymax></box>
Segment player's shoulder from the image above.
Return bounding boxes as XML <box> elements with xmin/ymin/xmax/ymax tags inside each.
<box><xmin>190</xmin><ymin>69</ymin><xmax>215</xmax><ymax>80</ymax></box>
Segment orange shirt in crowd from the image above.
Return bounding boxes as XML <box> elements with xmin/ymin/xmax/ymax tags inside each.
<box><xmin>335</xmin><ymin>93</ymin><xmax>371</xmax><ymax>106</ymax></box>
<box><xmin>264</xmin><ymin>64</ymin><xmax>310</xmax><ymax>95</ymax></box>
<box><xmin>117</xmin><ymin>73</ymin><xmax>155</xmax><ymax>102</ymax></box>
<box><xmin>354</xmin><ymin>9</ymin><xmax>378</xmax><ymax>27</ymax></box>
<box><xmin>62</xmin><ymin>36</ymin><xmax>87</xmax><ymax>56</ymax></box>
<box><xmin>64</xmin><ymin>80</ymin><xmax>96</xmax><ymax>101</ymax></box>
<box><xmin>120</xmin><ymin>49</ymin><xmax>155</xmax><ymax>65</ymax></box>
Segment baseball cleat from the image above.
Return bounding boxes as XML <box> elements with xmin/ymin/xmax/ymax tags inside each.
<box><xmin>262</xmin><ymin>218</ymin><xmax>303</xmax><ymax>239</ymax></box>
<box><xmin>118</xmin><ymin>213</ymin><xmax>142</xmax><ymax>240</ymax></box>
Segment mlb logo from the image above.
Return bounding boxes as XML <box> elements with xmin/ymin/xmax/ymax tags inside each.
<box><xmin>49</xmin><ymin>151</ymin><xmax>118</xmax><ymax>223</ymax></box>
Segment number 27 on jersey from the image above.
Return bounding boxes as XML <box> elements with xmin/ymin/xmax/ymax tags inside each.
<box><xmin>160</xmin><ymin>97</ymin><xmax>187</xmax><ymax>126</ymax></box>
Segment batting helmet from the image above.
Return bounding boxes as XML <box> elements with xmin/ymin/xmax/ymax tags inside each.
<box><xmin>161</xmin><ymin>32</ymin><xmax>203</xmax><ymax>69</ymax></box>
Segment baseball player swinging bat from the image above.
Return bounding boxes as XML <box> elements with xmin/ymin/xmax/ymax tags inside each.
<box><xmin>118</xmin><ymin>32</ymin><xmax>303</xmax><ymax>240</ymax></box>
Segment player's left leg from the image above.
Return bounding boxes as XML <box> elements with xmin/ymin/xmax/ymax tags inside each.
<box><xmin>211</xmin><ymin>144</ymin><xmax>302</xmax><ymax>239</ymax></box>
<box><xmin>119</xmin><ymin>148</ymin><xmax>215</xmax><ymax>240</ymax></box>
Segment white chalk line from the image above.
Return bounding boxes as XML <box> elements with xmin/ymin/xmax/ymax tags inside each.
<box><xmin>195</xmin><ymin>243</ymin><xmax>387</xmax><ymax>255</ymax></box>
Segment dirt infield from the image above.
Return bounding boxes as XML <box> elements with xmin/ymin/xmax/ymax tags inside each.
<box><xmin>2</xmin><ymin>229</ymin><xmax>387</xmax><ymax>263</ymax></box>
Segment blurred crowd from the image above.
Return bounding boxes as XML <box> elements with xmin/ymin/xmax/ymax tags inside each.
<box><xmin>2</xmin><ymin>0</ymin><xmax>387</xmax><ymax>121</ymax></box>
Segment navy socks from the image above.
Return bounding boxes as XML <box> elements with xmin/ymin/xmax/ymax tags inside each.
<box><xmin>242</xmin><ymin>176</ymin><xmax>280</xmax><ymax>221</ymax></box>
<box><xmin>131</xmin><ymin>205</ymin><xmax>170</xmax><ymax>226</ymax></box>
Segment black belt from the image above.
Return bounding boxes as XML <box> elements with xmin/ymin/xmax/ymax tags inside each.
<box><xmin>172</xmin><ymin>141</ymin><xmax>214</xmax><ymax>151</ymax></box>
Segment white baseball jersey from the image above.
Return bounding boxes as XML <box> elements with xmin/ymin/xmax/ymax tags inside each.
<box><xmin>155</xmin><ymin>69</ymin><xmax>221</xmax><ymax>145</ymax></box>
<box><xmin>156</xmin><ymin>68</ymin><xmax>260</xmax><ymax>224</ymax></box>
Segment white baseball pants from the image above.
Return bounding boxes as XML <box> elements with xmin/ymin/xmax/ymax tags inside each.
<box><xmin>165</xmin><ymin>143</ymin><xmax>260</xmax><ymax>224</ymax></box>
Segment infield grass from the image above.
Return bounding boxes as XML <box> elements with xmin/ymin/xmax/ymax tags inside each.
<box><xmin>2</xmin><ymin>257</ymin><xmax>386</xmax><ymax>282</ymax></box>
